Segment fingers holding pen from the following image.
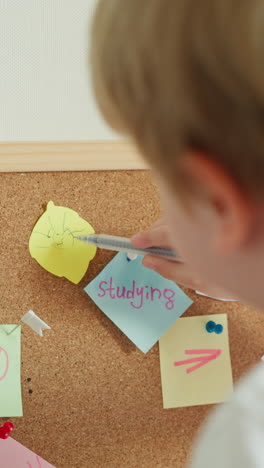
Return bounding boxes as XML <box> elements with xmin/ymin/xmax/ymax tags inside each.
<box><xmin>142</xmin><ymin>255</ymin><xmax>200</xmax><ymax>290</ymax></box>
<box><xmin>131</xmin><ymin>223</ymin><xmax>171</xmax><ymax>250</ymax></box>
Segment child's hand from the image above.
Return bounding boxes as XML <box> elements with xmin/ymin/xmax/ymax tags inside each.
<box><xmin>131</xmin><ymin>218</ymin><xmax>200</xmax><ymax>289</ymax></box>
<box><xmin>131</xmin><ymin>218</ymin><xmax>237</xmax><ymax>300</ymax></box>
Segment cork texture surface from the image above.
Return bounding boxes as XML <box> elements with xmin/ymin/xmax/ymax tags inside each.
<box><xmin>0</xmin><ymin>170</ymin><xmax>263</xmax><ymax>468</ymax></box>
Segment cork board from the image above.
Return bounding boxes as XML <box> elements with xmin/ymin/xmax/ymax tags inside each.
<box><xmin>0</xmin><ymin>170</ymin><xmax>264</xmax><ymax>468</ymax></box>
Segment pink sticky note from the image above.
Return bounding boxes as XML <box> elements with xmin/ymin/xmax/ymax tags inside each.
<box><xmin>0</xmin><ymin>437</ymin><xmax>55</xmax><ymax>467</ymax></box>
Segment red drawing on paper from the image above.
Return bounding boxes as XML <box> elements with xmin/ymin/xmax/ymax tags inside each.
<box><xmin>0</xmin><ymin>347</ymin><xmax>9</xmax><ymax>381</ymax></box>
<box><xmin>173</xmin><ymin>349</ymin><xmax>221</xmax><ymax>374</ymax></box>
<box><xmin>26</xmin><ymin>456</ymin><xmax>42</xmax><ymax>467</ymax></box>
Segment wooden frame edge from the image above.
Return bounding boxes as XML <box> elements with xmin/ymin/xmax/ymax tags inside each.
<box><xmin>0</xmin><ymin>140</ymin><xmax>148</xmax><ymax>172</ymax></box>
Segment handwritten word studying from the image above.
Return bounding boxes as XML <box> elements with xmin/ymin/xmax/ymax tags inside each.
<box><xmin>98</xmin><ymin>277</ymin><xmax>176</xmax><ymax>310</ymax></box>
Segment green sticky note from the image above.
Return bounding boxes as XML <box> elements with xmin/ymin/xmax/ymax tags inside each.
<box><xmin>0</xmin><ymin>326</ymin><xmax>23</xmax><ymax>417</ymax></box>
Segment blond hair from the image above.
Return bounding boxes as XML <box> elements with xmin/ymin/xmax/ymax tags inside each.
<box><xmin>91</xmin><ymin>0</ymin><xmax>264</xmax><ymax>195</ymax></box>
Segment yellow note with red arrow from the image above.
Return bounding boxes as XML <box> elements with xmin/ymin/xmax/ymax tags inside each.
<box><xmin>159</xmin><ymin>314</ymin><xmax>233</xmax><ymax>408</ymax></box>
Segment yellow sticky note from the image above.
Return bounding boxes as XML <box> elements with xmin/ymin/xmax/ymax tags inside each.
<box><xmin>159</xmin><ymin>314</ymin><xmax>233</xmax><ymax>408</ymax></box>
<box><xmin>29</xmin><ymin>201</ymin><xmax>96</xmax><ymax>284</ymax></box>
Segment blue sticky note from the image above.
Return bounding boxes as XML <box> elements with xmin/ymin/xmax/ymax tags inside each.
<box><xmin>84</xmin><ymin>253</ymin><xmax>193</xmax><ymax>353</ymax></box>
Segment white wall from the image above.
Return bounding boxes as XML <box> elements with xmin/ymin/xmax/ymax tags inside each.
<box><xmin>0</xmin><ymin>0</ymin><xmax>118</xmax><ymax>141</ymax></box>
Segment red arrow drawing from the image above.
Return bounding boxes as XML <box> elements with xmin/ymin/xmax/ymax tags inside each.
<box><xmin>173</xmin><ymin>349</ymin><xmax>222</xmax><ymax>374</ymax></box>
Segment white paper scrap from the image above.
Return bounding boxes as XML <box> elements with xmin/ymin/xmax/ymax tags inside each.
<box><xmin>196</xmin><ymin>291</ymin><xmax>237</xmax><ymax>302</ymax></box>
<box><xmin>21</xmin><ymin>310</ymin><xmax>51</xmax><ymax>336</ymax></box>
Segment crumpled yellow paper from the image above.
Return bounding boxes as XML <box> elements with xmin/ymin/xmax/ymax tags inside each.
<box><xmin>29</xmin><ymin>201</ymin><xmax>96</xmax><ymax>284</ymax></box>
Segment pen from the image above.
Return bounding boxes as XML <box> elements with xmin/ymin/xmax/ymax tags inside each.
<box><xmin>75</xmin><ymin>234</ymin><xmax>181</xmax><ymax>261</ymax></box>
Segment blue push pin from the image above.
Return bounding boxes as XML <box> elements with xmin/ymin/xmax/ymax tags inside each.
<box><xmin>215</xmin><ymin>324</ymin><xmax>224</xmax><ymax>334</ymax></box>
<box><xmin>205</xmin><ymin>320</ymin><xmax>224</xmax><ymax>334</ymax></box>
<box><xmin>126</xmin><ymin>253</ymin><xmax>138</xmax><ymax>262</ymax></box>
<box><xmin>205</xmin><ymin>320</ymin><xmax>216</xmax><ymax>333</ymax></box>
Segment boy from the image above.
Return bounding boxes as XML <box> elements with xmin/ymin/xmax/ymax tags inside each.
<box><xmin>91</xmin><ymin>1</ymin><xmax>264</xmax><ymax>466</ymax></box>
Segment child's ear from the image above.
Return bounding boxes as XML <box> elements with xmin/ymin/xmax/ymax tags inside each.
<box><xmin>180</xmin><ymin>151</ymin><xmax>257</xmax><ymax>254</ymax></box>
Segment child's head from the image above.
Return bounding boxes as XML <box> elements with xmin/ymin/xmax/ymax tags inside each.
<box><xmin>91</xmin><ymin>0</ymin><xmax>264</xmax><ymax>307</ymax></box>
